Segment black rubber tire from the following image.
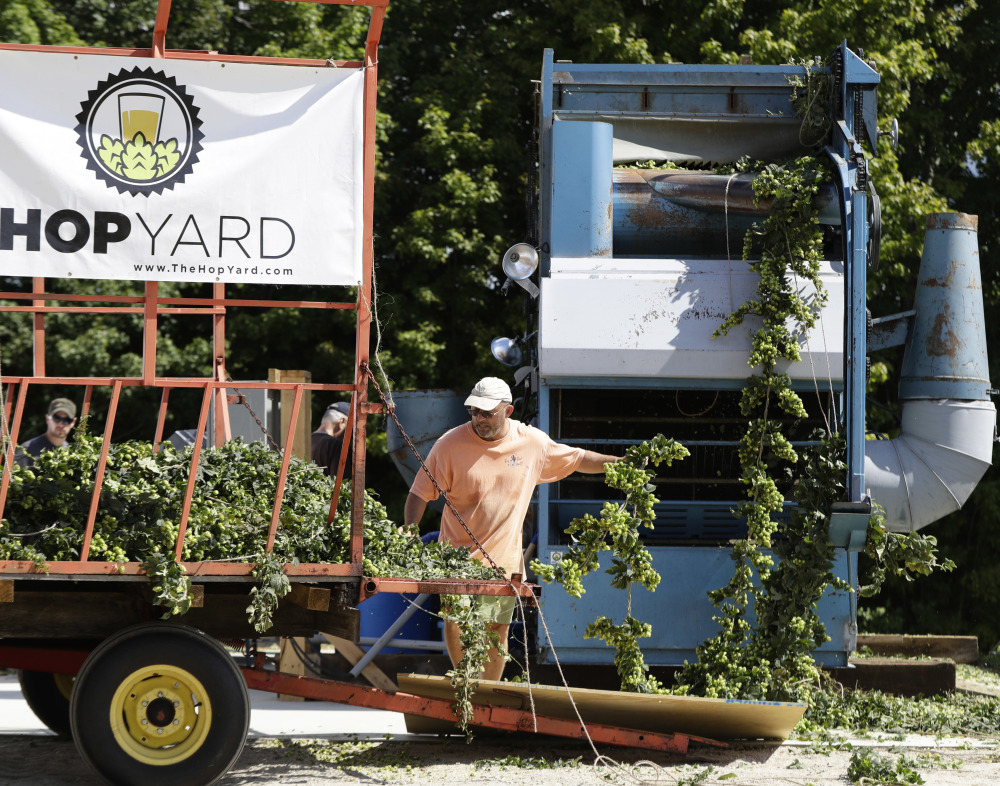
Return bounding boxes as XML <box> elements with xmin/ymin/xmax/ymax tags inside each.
<box><xmin>18</xmin><ymin>669</ymin><xmax>75</xmax><ymax>737</ymax></box>
<box><xmin>69</xmin><ymin>623</ymin><xmax>249</xmax><ymax>786</ymax></box>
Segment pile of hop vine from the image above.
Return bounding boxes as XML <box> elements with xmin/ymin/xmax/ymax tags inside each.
<box><xmin>0</xmin><ymin>434</ymin><xmax>534</xmax><ymax>734</ymax></box>
<box><xmin>0</xmin><ymin>436</ymin><xmax>352</xmax><ymax>568</ymax></box>
<box><xmin>0</xmin><ymin>434</ymin><xmax>496</xmax><ymax>633</ymax></box>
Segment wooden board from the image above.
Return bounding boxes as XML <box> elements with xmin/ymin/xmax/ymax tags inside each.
<box><xmin>857</xmin><ymin>634</ymin><xmax>979</xmax><ymax>664</ymax></box>
<box><xmin>323</xmin><ymin>634</ymin><xmax>398</xmax><ymax>692</ymax></box>
<box><xmin>397</xmin><ymin>674</ymin><xmax>806</xmax><ymax>740</ymax></box>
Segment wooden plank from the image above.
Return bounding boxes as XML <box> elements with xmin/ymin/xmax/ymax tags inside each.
<box><xmin>0</xmin><ymin>590</ymin><xmax>143</xmax><ymax>638</ymax></box>
<box><xmin>0</xmin><ymin>580</ymin><xmax>13</xmax><ymax>603</ymax></box>
<box><xmin>397</xmin><ymin>674</ymin><xmax>807</xmax><ymax>741</ymax></box>
<box><xmin>857</xmin><ymin>634</ymin><xmax>979</xmax><ymax>664</ymax></box>
<box><xmin>184</xmin><ymin>597</ymin><xmax>359</xmax><ymax>640</ymax></box>
<box><xmin>314</xmin><ymin>604</ymin><xmax>361</xmax><ymax>641</ymax></box>
<box><xmin>268</xmin><ymin>368</ymin><xmax>312</xmax><ymax>459</ymax></box>
<box><xmin>324</xmin><ymin>634</ymin><xmax>397</xmax><ymax>692</ymax></box>
<box><xmin>286</xmin><ymin>584</ymin><xmax>331</xmax><ymax>612</ymax></box>
<box><xmin>840</xmin><ymin>657</ymin><xmax>955</xmax><ymax>697</ymax></box>
<box><xmin>278</xmin><ymin>637</ymin><xmax>317</xmax><ymax>702</ymax></box>
<box><xmin>0</xmin><ymin>589</ymin><xmax>359</xmax><ymax>641</ymax></box>
<box><xmin>956</xmin><ymin>678</ymin><xmax>1000</xmax><ymax>698</ymax></box>
<box><xmin>190</xmin><ymin>583</ymin><xmax>204</xmax><ymax>608</ymax></box>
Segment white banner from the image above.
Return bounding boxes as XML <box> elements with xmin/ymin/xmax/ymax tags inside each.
<box><xmin>0</xmin><ymin>49</ymin><xmax>364</xmax><ymax>286</ymax></box>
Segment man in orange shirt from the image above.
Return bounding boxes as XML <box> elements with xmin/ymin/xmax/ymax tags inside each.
<box><xmin>404</xmin><ymin>377</ymin><xmax>619</xmax><ymax>680</ymax></box>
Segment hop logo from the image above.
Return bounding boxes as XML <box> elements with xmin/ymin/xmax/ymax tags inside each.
<box><xmin>76</xmin><ymin>67</ymin><xmax>204</xmax><ymax>196</ymax></box>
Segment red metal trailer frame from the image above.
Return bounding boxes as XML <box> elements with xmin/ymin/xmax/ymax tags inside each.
<box><xmin>242</xmin><ymin>665</ymin><xmax>728</xmax><ymax>755</ymax></box>
<box><xmin>0</xmin><ymin>0</ymin><xmax>533</xmax><ymax>625</ymax></box>
<box><xmin>0</xmin><ymin>0</ymin><xmax>390</xmax><ymax>580</ymax></box>
<box><xmin>0</xmin><ymin>2</ymin><xmax>719</xmax><ymax>758</ymax></box>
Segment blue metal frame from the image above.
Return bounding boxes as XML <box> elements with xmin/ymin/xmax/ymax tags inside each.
<box><xmin>824</xmin><ymin>42</ymin><xmax>880</xmax><ymax>502</ymax></box>
<box><xmin>532</xmin><ymin>44</ymin><xmax>878</xmax><ymax>667</ymax></box>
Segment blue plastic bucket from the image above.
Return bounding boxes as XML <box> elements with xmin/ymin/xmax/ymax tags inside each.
<box><xmin>358</xmin><ymin>592</ymin><xmax>441</xmax><ymax>655</ymax></box>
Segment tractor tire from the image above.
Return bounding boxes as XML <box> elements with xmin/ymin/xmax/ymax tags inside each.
<box><xmin>69</xmin><ymin>622</ymin><xmax>249</xmax><ymax>786</ymax></box>
<box><xmin>18</xmin><ymin>669</ymin><xmax>75</xmax><ymax>737</ymax></box>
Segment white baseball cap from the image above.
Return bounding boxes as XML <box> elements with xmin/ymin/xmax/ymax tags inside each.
<box><xmin>464</xmin><ymin>377</ymin><xmax>512</xmax><ymax>410</ymax></box>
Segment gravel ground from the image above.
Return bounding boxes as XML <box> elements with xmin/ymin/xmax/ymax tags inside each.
<box><xmin>4</xmin><ymin>668</ymin><xmax>1000</xmax><ymax>786</ymax></box>
<box><xmin>3</xmin><ymin>727</ymin><xmax>1000</xmax><ymax>785</ymax></box>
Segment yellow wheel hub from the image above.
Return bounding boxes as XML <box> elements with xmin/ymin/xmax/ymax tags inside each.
<box><xmin>109</xmin><ymin>665</ymin><xmax>212</xmax><ymax>765</ymax></box>
<box><xmin>53</xmin><ymin>672</ymin><xmax>75</xmax><ymax>702</ymax></box>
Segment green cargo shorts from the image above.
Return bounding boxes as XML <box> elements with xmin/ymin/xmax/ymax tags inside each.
<box><xmin>443</xmin><ymin>593</ymin><xmax>517</xmax><ymax>625</ymax></box>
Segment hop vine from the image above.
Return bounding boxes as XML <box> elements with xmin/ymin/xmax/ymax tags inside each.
<box><xmin>534</xmin><ymin>57</ymin><xmax>955</xmax><ymax>711</ymax></box>
<box><xmin>532</xmin><ymin>434</ymin><xmax>689</xmax><ymax>693</ymax></box>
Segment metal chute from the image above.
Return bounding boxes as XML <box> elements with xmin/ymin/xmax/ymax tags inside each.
<box><xmin>865</xmin><ymin>213</ymin><xmax>996</xmax><ymax>532</ymax></box>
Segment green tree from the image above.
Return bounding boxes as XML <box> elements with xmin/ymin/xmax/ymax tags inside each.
<box><xmin>3</xmin><ymin>0</ymin><xmax>999</xmax><ymax>643</ymax></box>
<box><xmin>0</xmin><ymin>279</ymin><xmax>215</xmax><ymax>442</ymax></box>
<box><xmin>0</xmin><ymin>0</ymin><xmax>82</xmax><ymax>45</ymax></box>
<box><xmin>854</xmin><ymin>0</ymin><xmax>1000</xmax><ymax>648</ymax></box>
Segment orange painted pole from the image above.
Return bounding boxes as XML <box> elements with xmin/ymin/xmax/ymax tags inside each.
<box><xmin>0</xmin><ymin>560</ymin><xmax>359</xmax><ymax>576</ymax></box>
<box><xmin>174</xmin><ymin>385</ymin><xmax>213</xmax><ymax>562</ymax></box>
<box><xmin>327</xmin><ymin>395</ymin><xmax>354</xmax><ymax>524</ymax></box>
<box><xmin>212</xmin><ymin>283</ymin><xmax>227</xmax><ymax>448</ymax></box>
<box><xmin>153</xmin><ymin>387</ymin><xmax>171</xmax><ymax>450</ymax></box>
<box><xmin>80</xmin><ymin>379</ymin><xmax>122</xmax><ymax>562</ymax></box>
<box><xmin>152</xmin><ymin>0</ymin><xmax>172</xmax><ymax>58</ymax></box>
<box><xmin>2</xmin><ymin>383</ymin><xmax>12</xmax><ymax>425</ymax></box>
<box><xmin>143</xmin><ymin>282</ymin><xmax>158</xmax><ymax>385</ymax></box>
<box><xmin>0</xmin><ymin>382</ymin><xmax>28</xmax><ymax>522</ymax></box>
<box><xmin>266</xmin><ymin>384</ymin><xmax>304</xmax><ymax>553</ymax></box>
<box><xmin>347</xmin><ymin>5</ymin><xmax>386</xmax><ymax>566</ymax></box>
<box><xmin>80</xmin><ymin>386</ymin><xmax>93</xmax><ymax>422</ymax></box>
<box><xmin>6</xmin><ymin>382</ymin><xmax>27</xmax><ymax>453</ymax></box>
<box><xmin>0</xmin><ymin>290</ymin><xmax>353</xmax><ymax>310</ymax></box>
<box><xmin>0</xmin><ymin>382</ymin><xmax>17</xmax><ymax>464</ymax></box>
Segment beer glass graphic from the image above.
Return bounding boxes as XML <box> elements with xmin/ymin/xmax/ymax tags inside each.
<box><xmin>118</xmin><ymin>93</ymin><xmax>164</xmax><ymax>145</ymax></box>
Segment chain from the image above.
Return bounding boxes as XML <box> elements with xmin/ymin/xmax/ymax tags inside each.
<box><xmin>362</xmin><ymin>362</ymin><xmax>504</xmax><ymax>579</ymax></box>
<box><xmin>364</xmin><ymin>362</ymin><xmax>552</xmax><ymax>734</ymax></box>
<box><xmin>361</xmin><ymin>363</ymin><xmax>629</xmax><ymax>749</ymax></box>
<box><xmin>224</xmin><ymin>375</ymin><xmax>281</xmax><ymax>452</ymax></box>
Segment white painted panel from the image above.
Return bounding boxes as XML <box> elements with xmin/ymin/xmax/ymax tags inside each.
<box><xmin>538</xmin><ymin>257</ymin><xmax>844</xmax><ymax>381</ymax></box>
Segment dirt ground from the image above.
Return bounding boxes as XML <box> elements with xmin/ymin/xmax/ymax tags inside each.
<box><xmin>2</xmin><ymin>730</ymin><xmax>999</xmax><ymax>785</ymax></box>
<box><xmin>4</xmin><ymin>664</ymin><xmax>1000</xmax><ymax>785</ymax></box>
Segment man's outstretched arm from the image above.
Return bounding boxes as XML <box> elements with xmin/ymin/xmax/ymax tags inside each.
<box><xmin>575</xmin><ymin>451</ymin><xmax>621</xmax><ymax>474</ymax></box>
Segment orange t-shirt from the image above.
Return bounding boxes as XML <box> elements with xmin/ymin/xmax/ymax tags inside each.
<box><xmin>409</xmin><ymin>420</ymin><xmax>585</xmax><ymax>577</ymax></box>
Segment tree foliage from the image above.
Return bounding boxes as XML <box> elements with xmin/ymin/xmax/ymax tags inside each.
<box><xmin>2</xmin><ymin>0</ymin><xmax>999</xmax><ymax>644</ymax></box>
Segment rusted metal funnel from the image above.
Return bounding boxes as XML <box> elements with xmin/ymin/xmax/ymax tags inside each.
<box><xmin>899</xmin><ymin>213</ymin><xmax>990</xmax><ymax>401</ymax></box>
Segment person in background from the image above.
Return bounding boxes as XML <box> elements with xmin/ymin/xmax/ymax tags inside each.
<box><xmin>404</xmin><ymin>376</ymin><xmax>619</xmax><ymax>681</ymax></box>
<box><xmin>311</xmin><ymin>401</ymin><xmax>351</xmax><ymax>478</ymax></box>
<box><xmin>15</xmin><ymin>397</ymin><xmax>77</xmax><ymax>467</ymax></box>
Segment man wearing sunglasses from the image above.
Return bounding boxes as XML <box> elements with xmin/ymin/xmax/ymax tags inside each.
<box><xmin>14</xmin><ymin>397</ymin><xmax>78</xmax><ymax>467</ymax></box>
<box><xmin>404</xmin><ymin>376</ymin><xmax>619</xmax><ymax>681</ymax></box>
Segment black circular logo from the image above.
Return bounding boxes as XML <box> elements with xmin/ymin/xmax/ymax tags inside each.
<box><xmin>75</xmin><ymin>67</ymin><xmax>204</xmax><ymax>196</ymax></box>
